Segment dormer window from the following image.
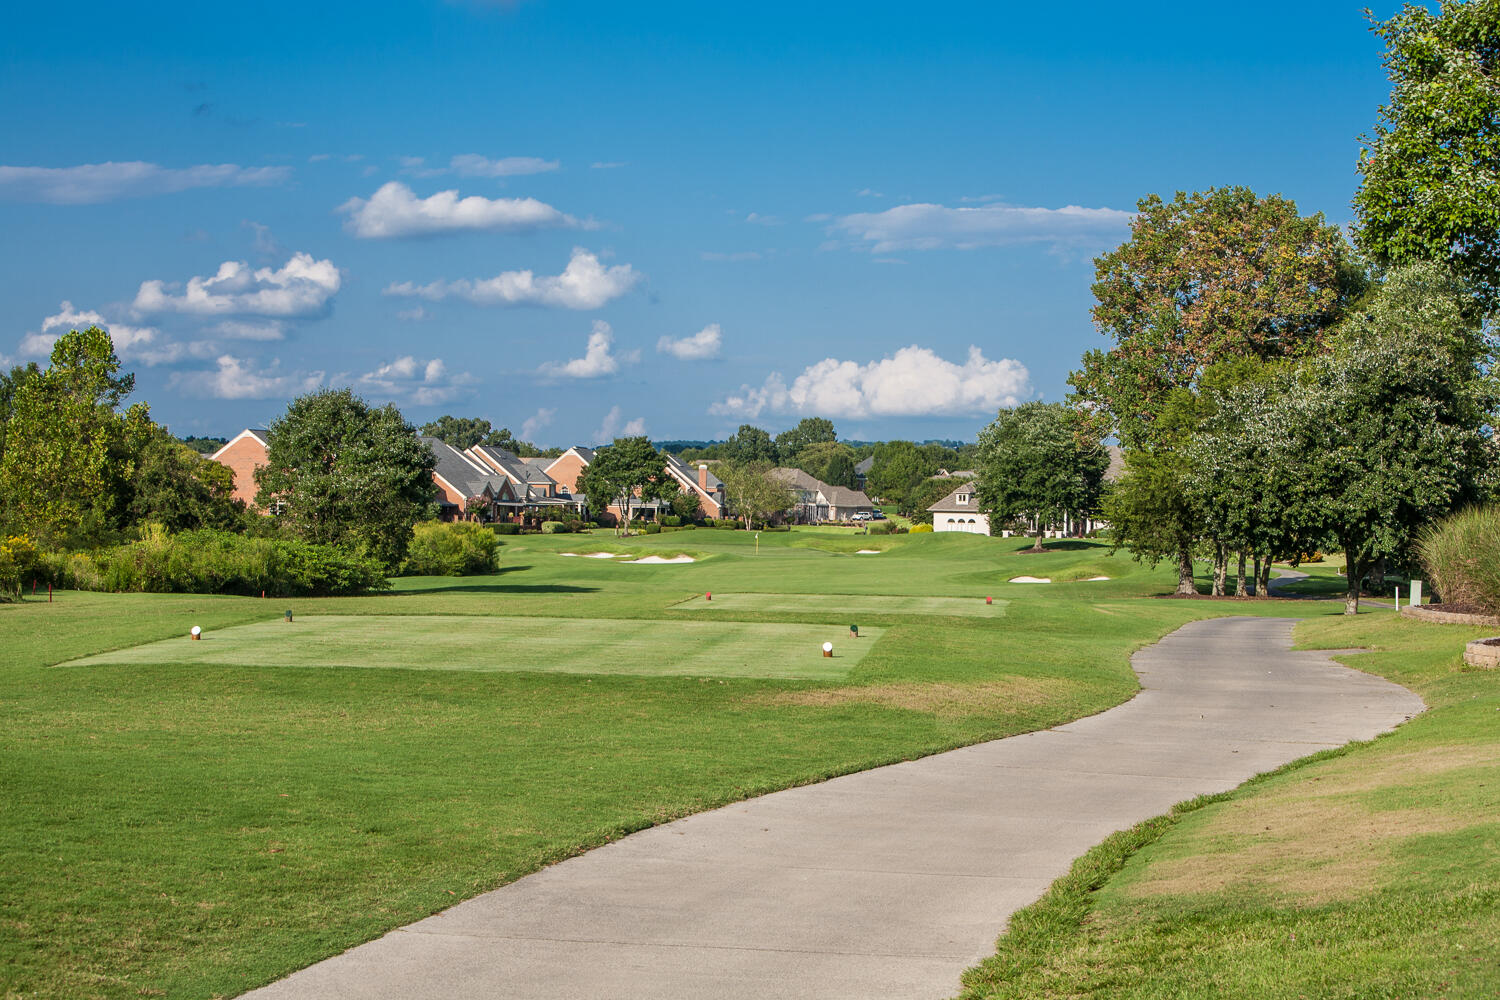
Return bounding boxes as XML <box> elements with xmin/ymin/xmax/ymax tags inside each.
<box><xmin>956</xmin><ymin>492</ymin><xmax>970</xmax><ymax>504</ymax></box>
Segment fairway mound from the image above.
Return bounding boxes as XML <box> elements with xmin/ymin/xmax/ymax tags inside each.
<box><xmin>1009</xmin><ymin>576</ymin><xmax>1051</xmax><ymax>584</ymax></box>
<box><xmin>625</xmin><ymin>555</ymin><xmax>696</xmax><ymax>564</ymax></box>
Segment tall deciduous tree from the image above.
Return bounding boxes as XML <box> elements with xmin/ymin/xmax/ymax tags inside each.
<box><xmin>577</xmin><ymin>436</ymin><xmax>670</xmax><ymax>534</ymax></box>
<box><xmin>718</xmin><ymin>463</ymin><xmax>795</xmax><ymax>527</ymax></box>
<box><xmin>1073</xmin><ymin>186</ymin><xmax>1354</xmax><ymax>445</ymax></box>
<box><xmin>255</xmin><ymin>389</ymin><xmax>435</xmax><ymax>569</ymax></box>
<box><xmin>721</xmin><ymin>424</ymin><xmax>778</xmax><ymax>465</ymax></box>
<box><xmin>0</xmin><ymin>328</ymin><xmax>141</xmax><ymax>544</ymax></box>
<box><xmin>1281</xmin><ymin>263</ymin><xmax>1497</xmax><ymax>614</ymax></box>
<box><xmin>773</xmin><ymin>417</ymin><xmax>836</xmax><ymax>460</ymax></box>
<box><xmin>976</xmin><ymin>402</ymin><xmax>1109</xmax><ymax>552</ymax></box>
<box><xmin>1354</xmin><ymin>0</ymin><xmax>1500</xmax><ymax>308</ymax></box>
<box><xmin>866</xmin><ymin>440</ymin><xmax>937</xmax><ymax>510</ymax></box>
<box><xmin>126</xmin><ymin>424</ymin><xmax>245</xmax><ymax>532</ymax></box>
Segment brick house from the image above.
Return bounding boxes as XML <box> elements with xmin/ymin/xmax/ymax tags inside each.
<box><xmin>209</xmin><ymin>429</ymin><xmax>270</xmax><ymax>508</ymax></box>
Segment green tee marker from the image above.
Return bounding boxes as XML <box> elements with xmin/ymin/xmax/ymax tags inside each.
<box><xmin>849</xmin><ymin>624</ymin><xmax>859</xmax><ymax>638</ymax></box>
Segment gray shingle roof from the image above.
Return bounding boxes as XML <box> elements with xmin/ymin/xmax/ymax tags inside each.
<box><xmin>423</xmin><ymin>437</ymin><xmax>512</xmax><ymax>502</ymax></box>
<box><xmin>665</xmin><ymin>453</ymin><xmax>723</xmax><ymax>493</ymax></box>
<box><xmin>854</xmin><ymin>456</ymin><xmax>874</xmax><ymax>475</ymax></box>
<box><xmin>928</xmin><ymin>481</ymin><xmax>981</xmax><ymax>513</ymax></box>
<box><xmin>471</xmin><ymin>445</ymin><xmax>557</xmax><ymax>488</ymax></box>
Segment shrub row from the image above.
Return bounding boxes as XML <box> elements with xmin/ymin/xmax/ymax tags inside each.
<box><xmin>1419</xmin><ymin>505</ymin><xmax>1500</xmax><ymax>614</ymax></box>
<box><xmin>40</xmin><ymin>527</ymin><xmax>389</xmax><ymax>597</ymax></box>
<box><xmin>401</xmin><ymin>522</ymin><xmax>498</xmax><ymax>576</ymax></box>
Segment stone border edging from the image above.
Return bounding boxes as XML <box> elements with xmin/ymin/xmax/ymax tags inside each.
<box><xmin>1401</xmin><ymin>605</ymin><xmax>1500</xmax><ymax>627</ymax></box>
<box><xmin>1464</xmin><ymin>639</ymin><xmax>1500</xmax><ymax>670</ymax></box>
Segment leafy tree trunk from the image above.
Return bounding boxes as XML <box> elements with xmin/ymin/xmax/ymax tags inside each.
<box><xmin>1030</xmin><ymin>525</ymin><xmax>1046</xmax><ymax>553</ymax></box>
<box><xmin>1236</xmin><ymin>550</ymin><xmax>1248</xmax><ymax>597</ymax></box>
<box><xmin>1175</xmin><ymin>548</ymin><xmax>1196</xmax><ymax>595</ymax></box>
<box><xmin>1258</xmin><ymin>557</ymin><xmax>1273</xmax><ymax>599</ymax></box>
<box><xmin>1250</xmin><ymin>555</ymin><xmax>1261</xmax><ymax>596</ymax></box>
<box><xmin>1212</xmin><ymin>542</ymin><xmax>1227</xmax><ymax>596</ymax></box>
<box><xmin>1370</xmin><ymin>556</ymin><xmax>1387</xmax><ymax>593</ymax></box>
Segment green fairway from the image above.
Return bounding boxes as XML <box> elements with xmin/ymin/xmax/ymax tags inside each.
<box><xmin>0</xmin><ymin>531</ymin><xmax>1352</xmax><ymax>999</ymax></box>
<box><xmin>673</xmin><ymin>592</ymin><xmax>1007</xmax><ymax>617</ymax></box>
<box><xmin>62</xmin><ymin>614</ymin><xmax>880</xmax><ymax>679</ymax></box>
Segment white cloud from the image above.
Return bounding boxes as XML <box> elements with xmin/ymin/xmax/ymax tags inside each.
<box><xmin>745</xmin><ymin>212</ymin><xmax>783</xmax><ymax>226</ymax></box>
<box><xmin>710</xmin><ymin>345</ymin><xmax>1031</xmax><ymax>419</ymax></box>
<box><xmin>831</xmin><ymin>201</ymin><xmax>1133</xmax><ymax>253</ymax></box>
<box><xmin>520</xmin><ymin>406</ymin><xmax>555</xmax><ymax>441</ymax></box>
<box><xmin>211</xmin><ymin>319</ymin><xmax>286</xmax><ymax>341</ymax></box>
<box><xmin>590</xmin><ymin>161</ymin><xmax>627</xmax><ymax>170</ymax></box>
<box><xmin>170</xmin><ymin>355</ymin><xmax>324</xmax><ymax>400</ymax></box>
<box><xmin>541</xmin><ymin>320</ymin><xmax>638</xmax><ymax>377</ymax></box>
<box><xmin>594</xmin><ymin>405</ymin><xmax>646</xmax><ymax>443</ymax></box>
<box><xmin>385</xmin><ymin>248</ymin><xmax>641</xmax><ymax>310</ymax></box>
<box><xmin>855</xmin><ymin>188</ymin><xmax>884</xmax><ymax>198</ymax></box>
<box><xmin>355</xmin><ymin>355</ymin><xmax>472</xmax><ymax>405</ymax></box>
<box><xmin>396</xmin><ymin>306</ymin><xmax>429</xmax><ymax>321</ymax></box>
<box><xmin>134</xmin><ymin>252</ymin><xmax>342</xmax><ymax>318</ymax></box>
<box><xmin>339</xmin><ymin>181</ymin><xmax>580</xmax><ymax>238</ymax></box>
<box><xmin>21</xmin><ymin>301</ymin><xmax>175</xmax><ymax>364</ymax></box>
<box><xmin>450</xmin><ymin>154</ymin><xmax>559</xmax><ymax>177</ymax></box>
<box><xmin>0</xmin><ymin>161</ymin><xmax>290</xmax><ymax>204</ymax></box>
<box><xmin>657</xmin><ymin>323</ymin><xmax>722</xmax><ymax>360</ymax></box>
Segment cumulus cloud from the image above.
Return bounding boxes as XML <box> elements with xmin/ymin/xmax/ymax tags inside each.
<box><xmin>831</xmin><ymin>201</ymin><xmax>1133</xmax><ymax>253</ymax></box>
<box><xmin>21</xmin><ymin>301</ymin><xmax>176</xmax><ymax>364</ymax></box>
<box><xmin>657</xmin><ymin>323</ymin><xmax>722</xmax><ymax>360</ymax></box>
<box><xmin>355</xmin><ymin>355</ymin><xmax>472</xmax><ymax>405</ymax></box>
<box><xmin>170</xmin><ymin>355</ymin><xmax>324</xmax><ymax>400</ymax></box>
<box><xmin>338</xmin><ymin>181</ymin><xmax>580</xmax><ymax>238</ymax></box>
<box><xmin>594</xmin><ymin>405</ymin><xmax>646</xmax><ymax>443</ymax></box>
<box><xmin>134</xmin><ymin>252</ymin><xmax>342</xmax><ymax>318</ymax></box>
<box><xmin>710</xmin><ymin>345</ymin><xmax>1031</xmax><ymax>419</ymax></box>
<box><xmin>520</xmin><ymin>406</ymin><xmax>555</xmax><ymax>441</ymax></box>
<box><xmin>541</xmin><ymin>320</ymin><xmax>638</xmax><ymax>377</ymax></box>
<box><xmin>385</xmin><ymin>248</ymin><xmax>641</xmax><ymax>310</ymax></box>
<box><xmin>0</xmin><ymin>161</ymin><xmax>290</xmax><ymax>204</ymax></box>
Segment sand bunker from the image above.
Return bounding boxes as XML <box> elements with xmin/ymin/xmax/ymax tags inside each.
<box><xmin>855</xmin><ymin>549</ymin><xmax>882</xmax><ymax>554</ymax></box>
<box><xmin>625</xmin><ymin>555</ymin><xmax>696</xmax><ymax>564</ymax></box>
<box><xmin>585</xmin><ymin>552</ymin><xmax>621</xmax><ymax>559</ymax></box>
<box><xmin>1009</xmin><ymin>576</ymin><xmax>1052</xmax><ymax>583</ymax></box>
<box><xmin>1086</xmin><ymin>576</ymin><xmax>1110</xmax><ymax>581</ymax></box>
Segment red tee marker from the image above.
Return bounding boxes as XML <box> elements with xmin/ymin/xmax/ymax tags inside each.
<box><xmin>706</xmin><ymin>591</ymin><xmax>712</xmax><ymax>601</ymax></box>
<box><xmin>986</xmin><ymin>596</ymin><xmax>993</xmax><ymax>605</ymax></box>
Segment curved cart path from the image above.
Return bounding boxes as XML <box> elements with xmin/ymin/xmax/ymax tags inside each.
<box><xmin>244</xmin><ymin>617</ymin><xmax>1421</xmax><ymax>1000</ymax></box>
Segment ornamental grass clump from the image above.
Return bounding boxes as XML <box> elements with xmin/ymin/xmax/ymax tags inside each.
<box><xmin>1418</xmin><ymin>505</ymin><xmax>1500</xmax><ymax>614</ymax></box>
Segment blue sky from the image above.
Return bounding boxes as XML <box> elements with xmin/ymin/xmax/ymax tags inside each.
<box><xmin>1</xmin><ymin>1</ymin><xmax>1395</xmax><ymax>446</ymax></box>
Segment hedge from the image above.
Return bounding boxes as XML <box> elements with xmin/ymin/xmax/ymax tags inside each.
<box><xmin>401</xmin><ymin>521</ymin><xmax>499</xmax><ymax>576</ymax></box>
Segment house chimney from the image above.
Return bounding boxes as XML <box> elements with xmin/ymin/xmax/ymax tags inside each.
<box><xmin>698</xmin><ymin>464</ymin><xmax>708</xmax><ymax>490</ymax></box>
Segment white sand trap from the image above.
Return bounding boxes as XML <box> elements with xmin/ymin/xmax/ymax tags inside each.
<box><xmin>855</xmin><ymin>549</ymin><xmax>882</xmax><ymax>554</ymax></box>
<box><xmin>559</xmin><ymin>553</ymin><xmax>579</xmax><ymax>557</ymax></box>
<box><xmin>626</xmin><ymin>555</ymin><xmax>696</xmax><ymax>564</ymax></box>
<box><xmin>584</xmin><ymin>552</ymin><xmax>621</xmax><ymax>559</ymax></box>
<box><xmin>1086</xmin><ymin>576</ymin><xmax>1110</xmax><ymax>581</ymax></box>
<box><xmin>1009</xmin><ymin>576</ymin><xmax>1052</xmax><ymax>584</ymax></box>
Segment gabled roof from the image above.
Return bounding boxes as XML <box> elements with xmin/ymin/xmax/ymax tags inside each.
<box><xmin>854</xmin><ymin>456</ymin><xmax>874</xmax><ymax>475</ymax></box>
<box><xmin>824</xmin><ymin>485</ymin><xmax>874</xmax><ymax>508</ymax></box>
<box><xmin>768</xmin><ymin>467</ymin><xmax>825</xmax><ymax>494</ymax></box>
<box><xmin>928</xmin><ymin>481</ymin><xmax>981</xmax><ymax>514</ymax></box>
<box><xmin>209</xmin><ymin>428</ymin><xmax>269</xmax><ymax>461</ymax></box>
<box><xmin>664</xmin><ymin>453</ymin><xmax>723</xmax><ymax>494</ymax></box>
<box><xmin>470</xmin><ymin>444</ymin><xmax>557</xmax><ymax>488</ymax></box>
<box><xmin>423</xmin><ymin>437</ymin><xmax>513</xmax><ymax>502</ymax></box>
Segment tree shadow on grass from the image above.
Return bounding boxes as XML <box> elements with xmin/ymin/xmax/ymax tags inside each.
<box><xmin>1012</xmin><ymin>540</ymin><xmax>1099</xmax><ymax>553</ymax></box>
<box><xmin>388</xmin><ymin>566</ymin><xmax>601</xmax><ymax>596</ymax></box>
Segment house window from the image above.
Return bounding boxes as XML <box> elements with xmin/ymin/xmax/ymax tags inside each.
<box><xmin>956</xmin><ymin>493</ymin><xmax>969</xmax><ymax>504</ymax></box>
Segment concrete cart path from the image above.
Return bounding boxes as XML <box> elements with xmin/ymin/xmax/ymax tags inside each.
<box><xmin>243</xmin><ymin>617</ymin><xmax>1422</xmax><ymax>1000</ymax></box>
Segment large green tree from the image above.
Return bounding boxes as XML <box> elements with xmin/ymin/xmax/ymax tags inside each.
<box><xmin>1354</xmin><ymin>0</ymin><xmax>1500</xmax><ymax>308</ymax></box>
<box><xmin>793</xmin><ymin>440</ymin><xmax>859</xmax><ymax>489</ymax></box>
<box><xmin>773</xmin><ymin>418</ymin><xmax>836</xmax><ymax>461</ymax></box>
<box><xmin>577</xmin><ymin>436</ymin><xmax>671</xmax><ymax>534</ymax></box>
<box><xmin>1280</xmin><ymin>263</ymin><xmax>1497</xmax><ymax>614</ymax></box>
<box><xmin>975</xmin><ymin>402</ymin><xmax>1109</xmax><ymax>552</ymax></box>
<box><xmin>718</xmin><ymin>462</ymin><xmax>795</xmax><ymax>527</ymax></box>
<box><xmin>865</xmin><ymin>440</ymin><xmax>938</xmax><ymax>511</ymax></box>
<box><xmin>255</xmin><ymin>389</ymin><xmax>435</xmax><ymax>569</ymax></box>
<box><xmin>126</xmin><ymin>425</ymin><xmax>245</xmax><ymax>532</ymax></box>
<box><xmin>0</xmin><ymin>328</ymin><xmax>142</xmax><ymax>544</ymax></box>
<box><xmin>721</xmin><ymin>424</ymin><xmax>778</xmax><ymax>465</ymax></box>
<box><xmin>1073</xmin><ymin>186</ymin><xmax>1354</xmax><ymax>446</ymax></box>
